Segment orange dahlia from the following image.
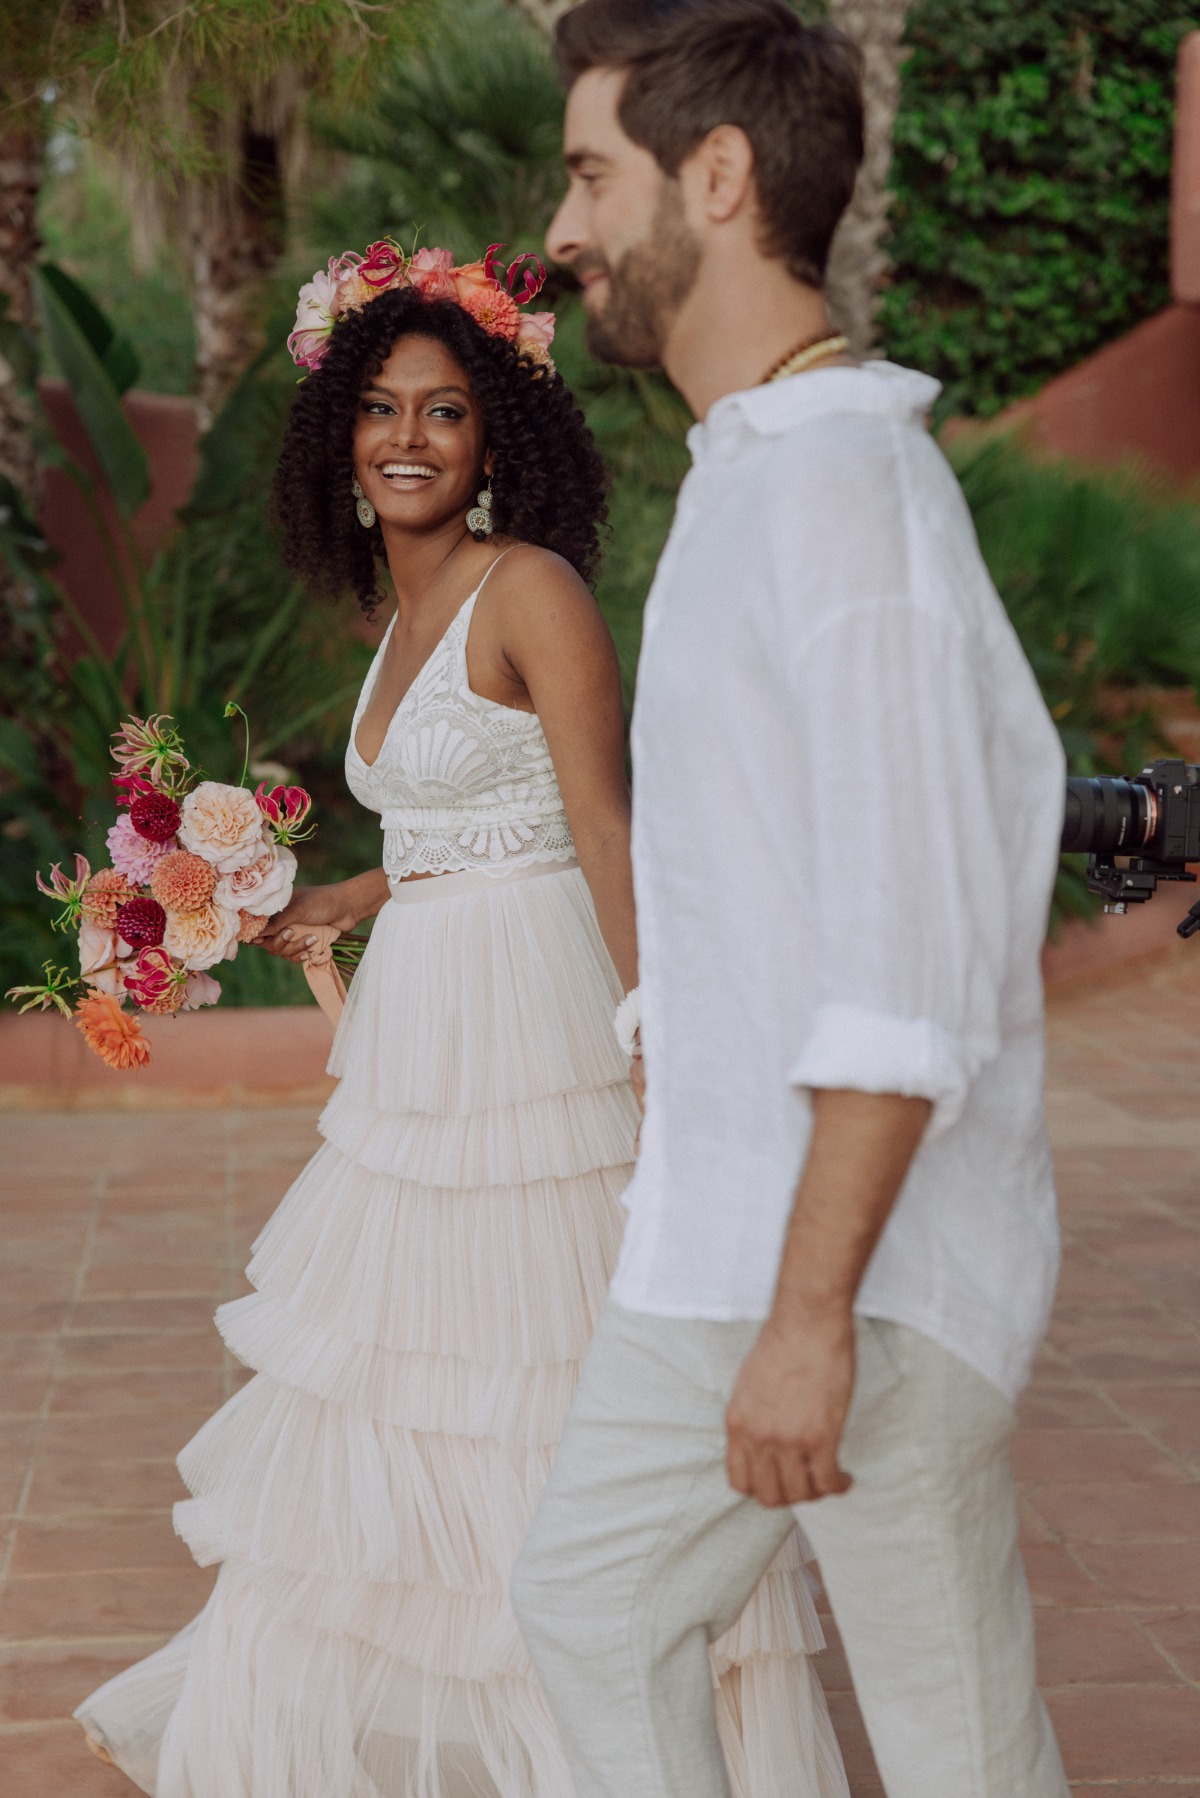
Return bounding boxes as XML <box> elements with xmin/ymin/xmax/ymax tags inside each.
<box><xmin>237</xmin><ymin>909</ymin><xmax>269</xmax><ymax>943</ymax></box>
<box><xmin>80</xmin><ymin>868</ymin><xmax>134</xmax><ymax>928</ymax></box>
<box><xmin>460</xmin><ymin>283</ymin><xmax>521</xmax><ymax>340</ymax></box>
<box><xmin>150</xmin><ymin>849</ymin><xmax>217</xmax><ymax>914</ymax></box>
<box><xmin>74</xmin><ymin>992</ymin><xmax>151</xmax><ymax>1071</ymax></box>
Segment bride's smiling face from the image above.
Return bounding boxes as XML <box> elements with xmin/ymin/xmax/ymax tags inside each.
<box><xmin>352</xmin><ymin>333</ymin><xmax>491</xmax><ymax>534</ymax></box>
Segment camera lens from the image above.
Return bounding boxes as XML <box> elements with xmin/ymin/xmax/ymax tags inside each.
<box><xmin>1061</xmin><ymin>778</ymin><xmax>1156</xmax><ymax>855</ymax></box>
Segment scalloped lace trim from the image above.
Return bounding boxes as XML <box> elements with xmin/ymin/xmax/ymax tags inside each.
<box><xmin>383</xmin><ymin>818</ymin><xmax>577</xmax><ymax>882</ymax></box>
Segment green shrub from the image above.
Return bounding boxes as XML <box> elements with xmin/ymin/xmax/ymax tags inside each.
<box><xmin>881</xmin><ymin>0</ymin><xmax>1196</xmax><ymax>419</ymax></box>
<box><xmin>948</xmin><ymin>431</ymin><xmax>1200</xmax><ymax>920</ymax></box>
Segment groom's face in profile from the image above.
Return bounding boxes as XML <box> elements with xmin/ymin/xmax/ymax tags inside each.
<box><xmin>547</xmin><ymin>67</ymin><xmax>700</xmax><ymax>368</ymax></box>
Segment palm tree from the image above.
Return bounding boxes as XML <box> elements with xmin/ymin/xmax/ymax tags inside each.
<box><xmin>319</xmin><ymin>0</ymin><xmax>567</xmax><ymax>255</ymax></box>
<box><xmin>0</xmin><ymin>1</ymin><xmax>85</xmax><ymax>508</ymax></box>
<box><xmin>825</xmin><ymin>0</ymin><xmax>910</xmax><ymax>357</ymax></box>
<box><xmin>70</xmin><ymin>1</ymin><xmax>427</xmax><ymax>421</ymax></box>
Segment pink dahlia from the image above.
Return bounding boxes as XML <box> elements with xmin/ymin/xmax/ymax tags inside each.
<box><xmin>115</xmin><ymin>896</ymin><xmax>167</xmax><ymax>950</ymax></box>
<box><xmin>107</xmin><ymin>813</ymin><xmax>174</xmax><ymax>885</ymax></box>
<box><xmin>130</xmin><ymin>790</ymin><xmax>182</xmax><ymax>843</ymax></box>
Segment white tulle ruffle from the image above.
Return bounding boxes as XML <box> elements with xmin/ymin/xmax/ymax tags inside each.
<box><xmin>75</xmin><ymin>864</ymin><xmax>847</xmax><ymax>1798</ymax></box>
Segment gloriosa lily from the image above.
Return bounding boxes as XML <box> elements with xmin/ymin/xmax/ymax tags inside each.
<box><xmin>255</xmin><ymin>782</ymin><xmax>316</xmax><ymax>844</ymax></box>
<box><xmin>5</xmin><ymin>963</ymin><xmax>80</xmax><ymax>1018</ymax></box>
<box><xmin>110</xmin><ymin>715</ymin><xmax>191</xmax><ymax>795</ymax></box>
<box><xmin>35</xmin><ymin>854</ymin><xmax>92</xmax><ymax>931</ymax></box>
<box><xmin>123</xmin><ymin>945</ymin><xmax>188</xmax><ymax>1012</ymax></box>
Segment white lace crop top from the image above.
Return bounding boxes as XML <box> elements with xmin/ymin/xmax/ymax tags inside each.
<box><xmin>345</xmin><ymin>568</ymin><xmax>575</xmax><ymax>883</ymax></box>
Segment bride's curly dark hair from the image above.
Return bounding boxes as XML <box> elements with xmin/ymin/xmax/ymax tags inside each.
<box><xmin>272</xmin><ymin>287</ymin><xmax>607</xmax><ymax>615</ymax></box>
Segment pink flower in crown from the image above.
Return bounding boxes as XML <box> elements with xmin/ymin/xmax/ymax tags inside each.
<box><xmin>407</xmin><ymin>247</ymin><xmax>457</xmax><ymax>299</ymax></box>
<box><xmin>516</xmin><ymin>311</ymin><xmax>557</xmax><ymax>360</ymax></box>
<box><xmin>487</xmin><ymin>244</ymin><xmax>548</xmax><ymax>305</ymax></box>
<box><xmin>359</xmin><ymin>240</ymin><xmax>406</xmax><ymax>287</ymax></box>
<box><xmin>449</xmin><ymin>260</ymin><xmax>495</xmax><ymax>303</ymax></box>
<box><xmin>338</xmin><ymin>240</ymin><xmax>408</xmax><ymax>312</ymax></box>
<box><xmin>287</xmin><ymin>263</ymin><xmax>343</xmax><ymax>372</ymax></box>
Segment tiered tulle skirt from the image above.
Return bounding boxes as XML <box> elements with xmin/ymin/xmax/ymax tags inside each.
<box><xmin>76</xmin><ymin>862</ymin><xmax>848</xmax><ymax>1798</ymax></box>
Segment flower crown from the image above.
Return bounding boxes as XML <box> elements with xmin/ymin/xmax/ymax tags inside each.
<box><xmin>287</xmin><ymin>240</ymin><xmax>556</xmax><ymax>375</ymax></box>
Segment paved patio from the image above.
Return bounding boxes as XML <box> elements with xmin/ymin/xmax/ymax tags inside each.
<box><xmin>2</xmin><ymin>947</ymin><xmax>1200</xmax><ymax>1796</ymax></box>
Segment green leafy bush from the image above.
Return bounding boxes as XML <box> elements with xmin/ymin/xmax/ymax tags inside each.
<box><xmin>881</xmin><ymin>0</ymin><xmax>1196</xmax><ymax>419</ymax></box>
<box><xmin>948</xmin><ymin>430</ymin><xmax>1200</xmax><ymax>919</ymax></box>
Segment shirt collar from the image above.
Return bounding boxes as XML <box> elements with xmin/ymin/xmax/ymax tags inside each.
<box><xmin>685</xmin><ymin>360</ymin><xmax>943</xmax><ymax>462</ymax></box>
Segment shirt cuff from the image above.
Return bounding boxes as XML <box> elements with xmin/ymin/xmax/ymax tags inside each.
<box><xmin>788</xmin><ymin>1002</ymin><xmax>986</xmax><ymax>1139</ymax></box>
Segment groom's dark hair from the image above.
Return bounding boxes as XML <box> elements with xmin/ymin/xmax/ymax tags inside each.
<box><xmin>554</xmin><ymin>0</ymin><xmax>863</xmax><ymax>289</ymax></box>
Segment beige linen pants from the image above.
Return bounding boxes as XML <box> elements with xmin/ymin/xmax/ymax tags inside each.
<box><xmin>512</xmin><ymin>1304</ymin><xmax>1069</xmax><ymax>1798</ymax></box>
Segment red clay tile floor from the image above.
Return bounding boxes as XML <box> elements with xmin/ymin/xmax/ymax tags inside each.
<box><xmin>3</xmin><ymin>947</ymin><xmax>1200</xmax><ymax>1795</ymax></box>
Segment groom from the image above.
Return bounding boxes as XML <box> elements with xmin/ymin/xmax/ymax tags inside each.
<box><xmin>513</xmin><ymin>2</ymin><xmax>1071</xmax><ymax>1795</ymax></box>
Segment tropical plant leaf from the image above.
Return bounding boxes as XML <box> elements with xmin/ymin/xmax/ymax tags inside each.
<box><xmin>38</xmin><ymin>262</ymin><xmax>142</xmax><ymax>395</ymax></box>
<box><xmin>32</xmin><ymin>266</ymin><xmax>150</xmax><ymax>518</ymax></box>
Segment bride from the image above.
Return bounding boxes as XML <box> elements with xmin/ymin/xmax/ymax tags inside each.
<box><xmin>76</xmin><ymin>241</ymin><xmax>849</xmax><ymax>1798</ymax></box>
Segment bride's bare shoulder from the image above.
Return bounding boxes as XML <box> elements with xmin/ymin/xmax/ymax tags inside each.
<box><xmin>488</xmin><ymin>542</ymin><xmax>605</xmax><ymax>629</ymax></box>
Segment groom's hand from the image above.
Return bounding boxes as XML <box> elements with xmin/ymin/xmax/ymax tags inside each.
<box><xmin>725</xmin><ymin>1088</ymin><xmax>930</xmax><ymax>1510</ymax></box>
<box><xmin>725</xmin><ymin>1308</ymin><xmax>855</xmax><ymax>1507</ymax></box>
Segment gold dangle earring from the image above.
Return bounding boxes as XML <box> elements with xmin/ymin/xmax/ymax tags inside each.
<box><xmin>466</xmin><ymin>479</ymin><xmax>494</xmax><ymax>538</ymax></box>
<box><xmin>351</xmin><ymin>476</ymin><xmax>376</xmax><ymax>529</ymax></box>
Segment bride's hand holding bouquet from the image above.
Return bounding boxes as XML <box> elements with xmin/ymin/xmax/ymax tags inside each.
<box><xmin>257</xmin><ymin>868</ymin><xmax>389</xmax><ymax>965</ymax></box>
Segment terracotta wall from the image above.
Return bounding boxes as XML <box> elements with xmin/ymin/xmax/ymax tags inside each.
<box><xmin>37</xmin><ymin>378</ymin><xmax>200</xmax><ymax>659</ymax></box>
<box><xmin>996</xmin><ymin>303</ymin><xmax>1200</xmax><ymax>488</ymax></box>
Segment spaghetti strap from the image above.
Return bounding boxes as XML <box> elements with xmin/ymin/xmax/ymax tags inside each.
<box><xmin>461</xmin><ymin>545</ymin><xmax>519</xmax><ymax>624</ymax></box>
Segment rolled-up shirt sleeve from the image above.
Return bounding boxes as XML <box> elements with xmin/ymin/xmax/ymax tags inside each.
<box><xmin>786</xmin><ymin>598</ymin><xmax>1009</xmax><ymax>1137</ymax></box>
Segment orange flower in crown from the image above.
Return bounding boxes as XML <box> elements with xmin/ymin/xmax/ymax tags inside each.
<box><xmin>287</xmin><ymin>239</ymin><xmax>557</xmax><ymax>374</ymax></box>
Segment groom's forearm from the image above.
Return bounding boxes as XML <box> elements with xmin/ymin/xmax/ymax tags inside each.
<box><xmin>771</xmin><ymin>1088</ymin><xmax>932</xmax><ymax>1327</ymax></box>
<box><xmin>725</xmin><ymin>1089</ymin><xmax>931</xmax><ymax>1506</ymax></box>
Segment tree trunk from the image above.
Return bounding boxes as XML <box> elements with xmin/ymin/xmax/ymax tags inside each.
<box><xmin>0</xmin><ymin>115</ymin><xmax>45</xmax><ymax>507</ymax></box>
<box><xmin>824</xmin><ymin>0</ymin><xmax>909</xmax><ymax>358</ymax></box>
<box><xmin>184</xmin><ymin>112</ymin><xmax>287</xmax><ymax>427</ymax></box>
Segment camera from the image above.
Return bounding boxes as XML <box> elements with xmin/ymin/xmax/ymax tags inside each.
<box><xmin>1061</xmin><ymin>759</ymin><xmax>1200</xmax><ymax>936</ymax></box>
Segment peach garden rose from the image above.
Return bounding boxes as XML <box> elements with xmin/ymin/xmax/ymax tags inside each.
<box><xmin>163</xmin><ymin>900</ymin><xmax>240</xmax><ymax>971</ymax></box>
<box><xmin>178</xmin><ymin>781</ymin><xmax>267</xmax><ymax>874</ymax></box>
<box><xmin>213</xmin><ymin>843</ymin><xmax>297</xmax><ymax>917</ymax></box>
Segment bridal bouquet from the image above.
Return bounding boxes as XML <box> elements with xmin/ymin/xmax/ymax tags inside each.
<box><xmin>7</xmin><ymin>711</ymin><xmax>313</xmax><ymax>1070</ymax></box>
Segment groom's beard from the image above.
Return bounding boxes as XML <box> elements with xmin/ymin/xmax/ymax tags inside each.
<box><xmin>581</xmin><ymin>184</ymin><xmax>701</xmax><ymax>369</ymax></box>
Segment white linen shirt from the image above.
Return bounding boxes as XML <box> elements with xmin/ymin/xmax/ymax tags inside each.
<box><xmin>610</xmin><ymin>361</ymin><xmax>1066</xmax><ymax>1402</ymax></box>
